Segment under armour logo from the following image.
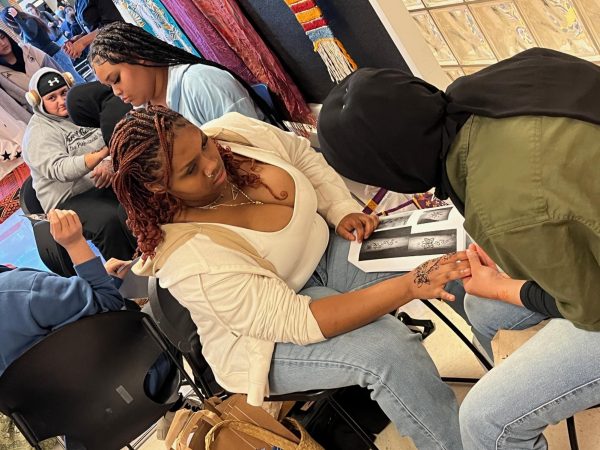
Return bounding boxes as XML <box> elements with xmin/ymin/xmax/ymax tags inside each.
<box><xmin>47</xmin><ymin>77</ymin><xmax>60</xmax><ymax>86</ymax></box>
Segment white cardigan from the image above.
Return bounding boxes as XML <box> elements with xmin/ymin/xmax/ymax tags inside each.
<box><xmin>145</xmin><ymin>113</ymin><xmax>361</xmax><ymax>405</ymax></box>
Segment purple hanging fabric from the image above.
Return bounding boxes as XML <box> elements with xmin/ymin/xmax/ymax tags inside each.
<box><xmin>159</xmin><ymin>0</ymin><xmax>257</xmax><ymax>85</ymax></box>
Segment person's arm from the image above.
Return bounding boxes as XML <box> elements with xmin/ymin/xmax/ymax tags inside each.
<box><xmin>25</xmin><ymin>128</ymin><xmax>108</xmax><ymax>181</ymax></box>
<box><xmin>463</xmin><ymin>244</ymin><xmax>564</xmax><ymax>318</ymax></box>
<box><xmin>84</xmin><ymin>146</ymin><xmax>110</xmax><ymax>170</ymax></box>
<box><xmin>63</xmin><ymin>29</ymin><xmax>97</xmax><ymax>58</ymax></box>
<box><xmin>23</xmin><ymin>130</ymin><xmax>89</xmax><ymax>182</ymax></box>
<box><xmin>28</xmin><ymin>209</ymin><xmax>124</xmax><ymax>328</ymax></box>
<box><xmin>170</xmin><ymin>246</ymin><xmax>468</xmax><ymax>342</ymax></box>
<box><xmin>520</xmin><ymin>281</ymin><xmax>563</xmax><ymax>318</ymax></box>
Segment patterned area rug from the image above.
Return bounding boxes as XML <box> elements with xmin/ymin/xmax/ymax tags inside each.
<box><xmin>0</xmin><ymin>163</ymin><xmax>30</xmax><ymax>225</ymax></box>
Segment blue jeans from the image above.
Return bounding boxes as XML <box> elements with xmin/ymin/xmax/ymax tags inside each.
<box><xmin>461</xmin><ymin>295</ymin><xmax>600</xmax><ymax>449</ymax></box>
<box><xmin>268</xmin><ymin>233</ymin><xmax>464</xmax><ymax>450</ymax></box>
<box><xmin>51</xmin><ymin>50</ymin><xmax>85</xmax><ymax>84</ymax></box>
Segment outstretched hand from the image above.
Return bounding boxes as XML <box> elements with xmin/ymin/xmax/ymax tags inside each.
<box><xmin>408</xmin><ymin>251</ymin><xmax>470</xmax><ymax>301</ymax></box>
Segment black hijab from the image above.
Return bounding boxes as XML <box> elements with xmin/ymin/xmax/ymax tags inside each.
<box><xmin>318</xmin><ymin>48</ymin><xmax>600</xmax><ymax>198</ymax></box>
<box><xmin>66</xmin><ymin>81</ymin><xmax>132</xmax><ymax>144</ymax></box>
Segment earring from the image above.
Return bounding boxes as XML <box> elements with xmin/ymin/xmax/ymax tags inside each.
<box><xmin>205</xmin><ymin>171</ymin><xmax>215</xmax><ymax>179</ymax></box>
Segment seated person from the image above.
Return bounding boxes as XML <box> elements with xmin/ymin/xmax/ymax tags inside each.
<box><xmin>0</xmin><ymin>208</ymin><xmax>179</xmax><ymax>443</ymax></box>
<box><xmin>0</xmin><ymin>209</ymin><xmax>127</xmax><ymax>376</ymax></box>
<box><xmin>110</xmin><ymin>107</ymin><xmax>470</xmax><ymax>450</ymax></box>
<box><xmin>0</xmin><ymin>28</ymin><xmax>62</xmax><ymax>112</ymax></box>
<box><xmin>90</xmin><ymin>22</ymin><xmax>276</xmax><ymax>128</ymax></box>
<box><xmin>21</xmin><ymin>68</ymin><xmax>136</xmax><ymax>260</ymax></box>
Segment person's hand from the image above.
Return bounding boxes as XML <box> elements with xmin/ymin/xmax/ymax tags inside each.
<box><xmin>462</xmin><ymin>244</ymin><xmax>510</xmax><ymax>299</ymax></box>
<box><xmin>7</xmin><ymin>8</ymin><xmax>17</xmax><ymax>18</ymax></box>
<box><xmin>336</xmin><ymin>213</ymin><xmax>379</xmax><ymax>242</ymax></box>
<box><xmin>407</xmin><ymin>251</ymin><xmax>470</xmax><ymax>301</ymax></box>
<box><xmin>104</xmin><ymin>258</ymin><xmax>131</xmax><ymax>279</ymax></box>
<box><xmin>48</xmin><ymin>209</ymin><xmax>85</xmax><ymax>249</ymax></box>
<box><xmin>64</xmin><ymin>39</ymin><xmax>85</xmax><ymax>58</ymax></box>
<box><xmin>91</xmin><ymin>159</ymin><xmax>114</xmax><ymax>188</ymax></box>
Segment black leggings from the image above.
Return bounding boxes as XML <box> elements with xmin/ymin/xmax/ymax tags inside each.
<box><xmin>59</xmin><ymin>188</ymin><xmax>136</xmax><ymax>260</ymax></box>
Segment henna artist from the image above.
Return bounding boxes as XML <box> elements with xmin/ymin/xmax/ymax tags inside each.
<box><xmin>317</xmin><ymin>49</ymin><xmax>600</xmax><ymax>450</ymax></box>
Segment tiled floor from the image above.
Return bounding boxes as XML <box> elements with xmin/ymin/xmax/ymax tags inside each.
<box><xmin>137</xmin><ymin>300</ymin><xmax>600</xmax><ymax>450</ymax></box>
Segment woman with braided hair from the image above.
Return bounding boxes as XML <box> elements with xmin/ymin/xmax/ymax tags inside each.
<box><xmin>110</xmin><ymin>106</ymin><xmax>471</xmax><ymax>449</ymax></box>
<box><xmin>89</xmin><ymin>22</ymin><xmax>281</xmax><ymax>129</ymax></box>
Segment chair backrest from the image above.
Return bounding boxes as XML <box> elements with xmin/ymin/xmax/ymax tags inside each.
<box><xmin>19</xmin><ymin>177</ymin><xmax>43</xmax><ymax>215</ymax></box>
<box><xmin>0</xmin><ymin>311</ymin><xmax>177</xmax><ymax>450</ymax></box>
<box><xmin>148</xmin><ymin>277</ymin><xmax>221</xmax><ymax>398</ymax></box>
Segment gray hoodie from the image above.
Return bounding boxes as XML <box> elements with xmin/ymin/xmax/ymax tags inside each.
<box><xmin>21</xmin><ymin>68</ymin><xmax>105</xmax><ymax>212</ymax></box>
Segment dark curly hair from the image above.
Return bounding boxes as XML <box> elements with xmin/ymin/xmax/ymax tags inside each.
<box><xmin>110</xmin><ymin>105</ymin><xmax>283</xmax><ymax>258</ymax></box>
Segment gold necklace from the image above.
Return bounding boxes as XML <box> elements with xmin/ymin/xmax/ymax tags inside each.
<box><xmin>196</xmin><ymin>182</ymin><xmax>263</xmax><ymax>210</ymax></box>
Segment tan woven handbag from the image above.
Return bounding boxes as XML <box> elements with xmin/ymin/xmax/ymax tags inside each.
<box><xmin>205</xmin><ymin>418</ymin><xmax>323</xmax><ymax>450</ymax></box>
<box><xmin>166</xmin><ymin>395</ymin><xmax>323</xmax><ymax>450</ymax></box>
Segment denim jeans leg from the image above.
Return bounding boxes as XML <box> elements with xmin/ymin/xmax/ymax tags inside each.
<box><xmin>269</xmin><ymin>311</ymin><xmax>462</xmax><ymax>450</ymax></box>
<box><xmin>52</xmin><ymin>50</ymin><xmax>86</xmax><ymax>84</ymax></box>
<box><xmin>464</xmin><ymin>294</ymin><xmax>547</xmax><ymax>357</ymax></box>
<box><xmin>460</xmin><ymin>319</ymin><xmax>600</xmax><ymax>450</ymax></box>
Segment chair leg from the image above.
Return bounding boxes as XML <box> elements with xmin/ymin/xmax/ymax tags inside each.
<box><xmin>421</xmin><ymin>300</ymin><xmax>493</xmax><ymax>371</ymax></box>
<box><xmin>141</xmin><ymin>317</ymin><xmax>206</xmax><ymax>400</ymax></box>
<box><xmin>327</xmin><ymin>396</ymin><xmax>381</xmax><ymax>450</ymax></box>
<box><xmin>567</xmin><ymin>416</ymin><xmax>579</xmax><ymax>450</ymax></box>
<box><xmin>441</xmin><ymin>376</ymin><xmax>481</xmax><ymax>384</ymax></box>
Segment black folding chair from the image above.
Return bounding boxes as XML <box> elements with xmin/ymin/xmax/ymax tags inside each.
<box><xmin>0</xmin><ymin>311</ymin><xmax>183</xmax><ymax>450</ymax></box>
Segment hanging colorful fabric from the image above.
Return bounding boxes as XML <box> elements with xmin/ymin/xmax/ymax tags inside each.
<box><xmin>285</xmin><ymin>0</ymin><xmax>357</xmax><ymax>82</ymax></box>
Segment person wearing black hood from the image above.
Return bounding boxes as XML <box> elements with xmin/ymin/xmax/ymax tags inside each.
<box><xmin>318</xmin><ymin>48</ymin><xmax>600</xmax><ymax>450</ymax></box>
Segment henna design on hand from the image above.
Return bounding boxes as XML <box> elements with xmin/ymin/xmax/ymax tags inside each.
<box><xmin>441</xmin><ymin>252</ymin><xmax>457</xmax><ymax>262</ymax></box>
<box><xmin>413</xmin><ymin>258</ymin><xmax>441</xmax><ymax>287</ymax></box>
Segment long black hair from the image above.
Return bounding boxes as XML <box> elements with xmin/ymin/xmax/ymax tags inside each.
<box><xmin>89</xmin><ymin>22</ymin><xmax>286</xmax><ymax>128</ymax></box>
<box><xmin>0</xmin><ymin>28</ymin><xmax>24</xmax><ymax>69</ymax></box>
<box><xmin>8</xmin><ymin>9</ymin><xmax>51</xmax><ymax>36</ymax></box>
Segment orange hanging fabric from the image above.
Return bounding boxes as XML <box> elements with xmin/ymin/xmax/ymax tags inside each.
<box><xmin>285</xmin><ymin>0</ymin><xmax>357</xmax><ymax>82</ymax></box>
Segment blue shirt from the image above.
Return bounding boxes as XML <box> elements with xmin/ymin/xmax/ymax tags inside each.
<box><xmin>166</xmin><ymin>64</ymin><xmax>264</xmax><ymax>129</ymax></box>
<box><xmin>0</xmin><ymin>257</ymin><xmax>124</xmax><ymax>376</ymax></box>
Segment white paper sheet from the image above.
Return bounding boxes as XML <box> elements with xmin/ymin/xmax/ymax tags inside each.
<box><xmin>348</xmin><ymin>206</ymin><xmax>468</xmax><ymax>272</ymax></box>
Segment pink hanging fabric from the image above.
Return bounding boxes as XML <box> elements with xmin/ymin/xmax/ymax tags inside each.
<box><xmin>191</xmin><ymin>0</ymin><xmax>314</xmax><ymax>125</ymax></box>
<box><xmin>159</xmin><ymin>0</ymin><xmax>257</xmax><ymax>85</ymax></box>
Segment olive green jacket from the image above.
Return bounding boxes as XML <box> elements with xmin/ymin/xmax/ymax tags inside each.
<box><xmin>446</xmin><ymin>115</ymin><xmax>600</xmax><ymax>330</ymax></box>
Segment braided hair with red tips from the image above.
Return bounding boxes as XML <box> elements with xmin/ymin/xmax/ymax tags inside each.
<box><xmin>110</xmin><ymin>105</ymin><xmax>284</xmax><ymax>259</ymax></box>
